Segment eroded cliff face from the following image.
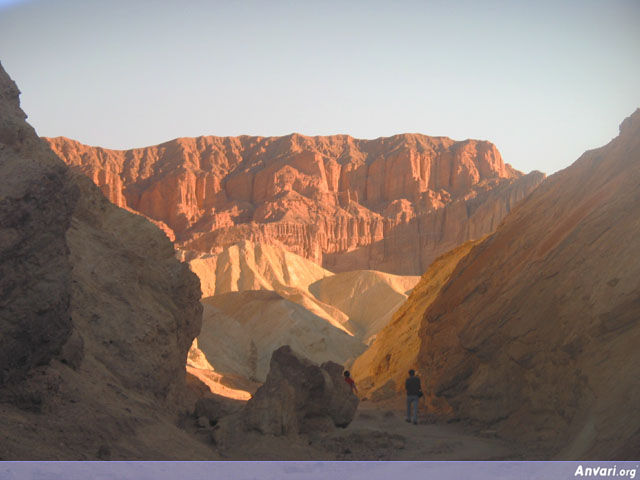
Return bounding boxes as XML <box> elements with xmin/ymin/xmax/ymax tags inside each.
<box><xmin>361</xmin><ymin>109</ymin><xmax>640</xmax><ymax>459</ymax></box>
<box><xmin>46</xmin><ymin>134</ymin><xmax>545</xmax><ymax>274</ymax></box>
<box><xmin>0</xmin><ymin>62</ymin><xmax>77</xmax><ymax>386</ymax></box>
<box><xmin>0</xmin><ymin>63</ymin><xmax>211</xmax><ymax>459</ymax></box>
<box><xmin>66</xmin><ymin>174</ymin><xmax>203</xmax><ymax>400</ymax></box>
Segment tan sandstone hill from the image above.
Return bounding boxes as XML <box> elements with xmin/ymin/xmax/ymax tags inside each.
<box><xmin>46</xmin><ymin>132</ymin><xmax>544</xmax><ymax>275</ymax></box>
<box><xmin>189</xmin><ymin>239</ymin><xmax>332</xmax><ymax>297</ymax></box>
<box><xmin>189</xmin><ymin>239</ymin><xmax>420</xmax><ymax>340</ymax></box>
<box><xmin>0</xmin><ymin>63</ymin><xmax>215</xmax><ymax>460</ymax></box>
<box><xmin>187</xmin><ymin>240</ymin><xmax>351</xmax><ymax>333</ymax></box>
<box><xmin>355</xmin><ymin>109</ymin><xmax>640</xmax><ymax>459</ymax></box>
<box><xmin>196</xmin><ymin>291</ymin><xmax>366</xmax><ymax>383</ymax></box>
<box><xmin>190</xmin><ymin>241</ymin><xmax>418</xmax><ymax>388</ymax></box>
<box><xmin>186</xmin><ymin>240</ymin><xmax>420</xmax><ymax>388</ymax></box>
<box><xmin>309</xmin><ymin>270</ymin><xmax>420</xmax><ymax>343</ymax></box>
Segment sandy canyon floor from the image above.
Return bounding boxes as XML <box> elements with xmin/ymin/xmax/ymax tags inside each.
<box><xmin>179</xmin><ymin>396</ymin><xmax>530</xmax><ymax>461</ymax></box>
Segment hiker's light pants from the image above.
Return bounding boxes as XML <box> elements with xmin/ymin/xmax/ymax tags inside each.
<box><xmin>406</xmin><ymin>395</ymin><xmax>419</xmax><ymax>423</ymax></box>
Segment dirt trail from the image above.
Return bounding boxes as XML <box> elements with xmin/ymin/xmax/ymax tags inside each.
<box><xmin>212</xmin><ymin>396</ymin><xmax>524</xmax><ymax>460</ymax></box>
<box><xmin>313</xmin><ymin>399</ymin><xmax>521</xmax><ymax>460</ymax></box>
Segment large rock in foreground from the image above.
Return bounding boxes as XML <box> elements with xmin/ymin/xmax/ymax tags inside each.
<box><xmin>242</xmin><ymin>346</ymin><xmax>358</xmax><ymax>435</ymax></box>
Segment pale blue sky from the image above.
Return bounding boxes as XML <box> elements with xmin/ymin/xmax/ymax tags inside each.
<box><xmin>0</xmin><ymin>0</ymin><xmax>638</xmax><ymax>174</ymax></box>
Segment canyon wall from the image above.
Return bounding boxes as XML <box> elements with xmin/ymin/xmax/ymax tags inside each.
<box><xmin>354</xmin><ymin>109</ymin><xmax>640</xmax><ymax>459</ymax></box>
<box><xmin>47</xmin><ymin>133</ymin><xmax>544</xmax><ymax>274</ymax></box>
<box><xmin>0</xmin><ymin>62</ymin><xmax>77</xmax><ymax>386</ymax></box>
<box><xmin>0</xmin><ymin>63</ymin><xmax>212</xmax><ymax>459</ymax></box>
<box><xmin>350</xmin><ymin>239</ymin><xmax>481</xmax><ymax>406</ymax></box>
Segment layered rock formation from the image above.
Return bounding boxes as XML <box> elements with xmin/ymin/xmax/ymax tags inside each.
<box><xmin>46</xmin><ymin>133</ymin><xmax>545</xmax><ymax>275</ymax></box>
<box><xmin>354</xmin><ymin>109</ymin><xmax>640</xmax><ymax>459</ymax></box>
<box><xmin>0</xmin><ymin>64</ymin><xmax>213</xmax><ymax>459</ymax></box>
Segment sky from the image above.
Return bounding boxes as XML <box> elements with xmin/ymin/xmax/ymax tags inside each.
<box><xmin>0</xmin><ymin>0</ymin><xmax>638</xmax><ymax>175</ymax></box>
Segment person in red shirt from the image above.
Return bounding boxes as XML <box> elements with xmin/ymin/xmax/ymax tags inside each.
<box><xmin>343</xmin><ymin>370</ymin><xmax>358</xmax><ymax>394</ymax></box>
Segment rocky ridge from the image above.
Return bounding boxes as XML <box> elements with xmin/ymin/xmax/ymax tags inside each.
<box><xmin>46</xmin><ymin>133</ymin><xmax>545</xmax><ymax>275</ymax></box>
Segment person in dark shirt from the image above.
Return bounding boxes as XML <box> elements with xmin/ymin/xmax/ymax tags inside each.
<box><xmin>405</xmin><ymin>369</ymin><xmax>422</xmax><ymax>424</ymax></box>
<box><xmin>344</xmin><ymin>370</ymin><xmax>358</xmax><ymax>394</ymax></box>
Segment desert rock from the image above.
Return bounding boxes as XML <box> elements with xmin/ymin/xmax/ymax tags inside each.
<box><xmin>46</xmin><ymin>133</ymin><xmax>545</xmax><ymax>275</ymax></box>
<box><xmin>350</xmin><ymin>239</ymin><xmax>481</xmax><ymax>407</ymax></box>
<box><xmin>188</xmin><ymin>240</ymin><xmax>348</xmax><ymax>330</ymax></box>
<box><xmin>0</xmin><ymin>66</ymin><xmax>77</xmax><ymax>386</ymax></box>
<box><xmin>309</xmin><ymin>269</ymin><xmax>420</xmax><ymax>343</ymax></box>
<box><xmin>241</xmin><ymin>346</ymin><xmax>359</xmax><ymax>435</ymax></box>
<box><xmin>0</xmin><ymin>62</ymin><xmax>212</xmax><ymax>459</ymax></box>
<box><xmin>361</xmin><ymin>109</ymin><xmax>640</xmax><ymax>459</ymax></box>
<box><xmin>189</xmin><ymin>241</ymin><xmax>420</xmax><ymax>385</ymax></box>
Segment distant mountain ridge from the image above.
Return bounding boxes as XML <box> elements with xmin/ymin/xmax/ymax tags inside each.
<box><xmin>46</xmin><ymin>133</ymin><xmax>545</xmax><ymax>275</ymax></box>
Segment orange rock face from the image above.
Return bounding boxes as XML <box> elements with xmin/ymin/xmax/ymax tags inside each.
<box><xmin>46</xmin><ymin>134</ymin><xmax>544</xmax><ymax>274</ymax></box>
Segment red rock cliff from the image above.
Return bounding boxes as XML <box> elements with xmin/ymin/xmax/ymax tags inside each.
<box><xmin>46</xmin><ymin>134</ymin><xmax>544</xmax><ymax>274</ymax></box>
